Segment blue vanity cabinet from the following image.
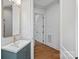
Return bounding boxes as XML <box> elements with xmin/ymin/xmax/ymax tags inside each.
<box><xmin>1</xmin><ymin>43</ymin><xmax>31</xmax><ymax>59</ymax></box>
<box><xmin>17</xmin><ymin>43</ymin><xmax>31</xmax><ymax>59</ymax></box>
<box><xmin>1</xmin><ymin>50</ymin><xmax>17</xmax><ymax>59</ymax></box>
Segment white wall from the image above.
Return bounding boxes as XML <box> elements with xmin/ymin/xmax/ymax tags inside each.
<box><xmin>21</xmin><ymin>0</ymin><xmax>33</xmax><ymax>40</ymax></box>
<box><xmin>21</xmin><ymin>0</ymin><xmax>34</xmax><ymax>59</ymax></box>
<box><xmin>34</xmin><ymin>8</ymin><xmax>45</xmax><ymax>14</ymax></box>
<box><xmin>13</xmin><ymin>4</ymin><xmax>20</xmax><ymax>35</ymax></box>
<box><xmin>61</xmin><ymin>0</ymin><xmax>77</xmax><ymax>58</ymax></box>
<box><xmin>45</xmin><ymin>2</ymin><xmax>60</xmax><ymax>49</ymax></box>
<box><xmin>1</xmin><ymin>37</ymin><xmax>13</xmax><ymax>46</ymax></box>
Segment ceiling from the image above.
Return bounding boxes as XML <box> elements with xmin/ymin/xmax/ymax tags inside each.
<box><xmin>34</xmin><ymin>0</ymin><xmax>58</xmax><ymax>9</ymax></box>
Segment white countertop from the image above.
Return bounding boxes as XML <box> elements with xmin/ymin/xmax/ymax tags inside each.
<box><xmin>1</xmin><ymin>40</ymin><xmax>31</xmax><ymax>53</ymax></box>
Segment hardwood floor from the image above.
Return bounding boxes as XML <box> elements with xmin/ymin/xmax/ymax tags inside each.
<box><xmin>34</xmin><ymin>41</ymin><xmax>60</xmax><ymax>59</ymax></box>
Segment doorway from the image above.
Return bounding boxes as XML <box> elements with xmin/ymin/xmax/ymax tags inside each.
<box><xmin>34</xmin><ymin>13</ymin><xmax>45</xmax><ymax>43</ymax></box>
<box><xmin>33</xmin><ymin>0</ymin><xmax>60</xmax><ymax>59</ymax></box>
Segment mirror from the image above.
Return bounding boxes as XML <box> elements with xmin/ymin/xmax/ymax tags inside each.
<box><xmin>2</xmin><ymin>0</ymin><xmax>21</xmax><ymax>37</ymax></box>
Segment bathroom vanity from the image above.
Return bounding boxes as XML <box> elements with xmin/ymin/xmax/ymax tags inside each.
<box><xmin>1</xmin><ymin>40</ymin><xmax>31</xmax><ymax>59</ymax></box>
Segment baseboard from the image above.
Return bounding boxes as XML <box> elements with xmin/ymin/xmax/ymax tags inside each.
<box><xmin>42</xmin><ymin>42</ymin><xmax>60</xmax><ymax>51</ymax></box>
<box><xmin>35</xmin><ymin>40</ymin><xmax>60</xmax><ymax>52</ymax></box>
<box><xmin>61</xmin><ymin>50</ymin><xmax>68</xmax><ymax>59</ymax></box>
<box><xmin>61</xmin><ymin>46</ymin><xmax>75</xmax><ymax>59</ymax></box>
<box><xmin>45</xmin><ymin>44</ymin><xmax>60</xmax><ymax>51</ymax></box>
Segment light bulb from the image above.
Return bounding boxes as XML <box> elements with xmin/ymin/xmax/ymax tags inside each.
<box><xmin>14</xmin><ymin>0</ymin><xmax>21</xmax><ymax>5</ymax></box>
<box><xmin>9</xmin><ymin>0</ymin><xmax>11</xmax><ymax>1</ymax></box>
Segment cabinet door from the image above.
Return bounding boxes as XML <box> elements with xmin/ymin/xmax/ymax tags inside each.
<box><xmin>17</xmin><ymin>43</ymin><xmax>31</xmax><ymax>59</ymax></box>
<box><xmin>60</xmin><ymin>0</ymin><xmax>78</xmax><ymax>59</ymax></box>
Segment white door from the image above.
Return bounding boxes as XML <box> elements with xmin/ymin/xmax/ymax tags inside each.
<box><xmin>34</xmin><ymin>14</ymin><xmax>44</xmax><ymax>43</ymax></box>
<box><xmin>60</xmin><ymin>0</ymin><xmax>78</xmax><ymax>59</ymax></box>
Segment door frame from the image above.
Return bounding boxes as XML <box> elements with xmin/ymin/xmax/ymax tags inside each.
<box><xmin>60</xmin><ymin>0</ymin><xmax>78</xmax><ymax>58</ymax></box>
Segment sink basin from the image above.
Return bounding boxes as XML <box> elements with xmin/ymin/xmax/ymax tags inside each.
<box><xmin>1</xmin><ymin>40</ymin><xmax>31</xmax><ymax>53</ymax></box>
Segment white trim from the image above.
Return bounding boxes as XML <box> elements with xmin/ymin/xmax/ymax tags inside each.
<box><xmin>60</xmin><ymin>0</ymin><xmax>78</xmax><ymax>58</ymax></box>
<box><xmin>30</xmin><ymin>0</ymin><xmax>34</xmax><ymax>58</ymax></box>
<box><xmin>61</xmin><ymin>46</ymin><xmax>75</xmax><ymax>59</ymax></box>
<box><xmin>75</xmin><ymin>0</ymin><xmax>78</xmax><ymax>57</ymax></box>
<box><xmin>29</xmin><ymin>0</ymin><xmax>34</xmax><ymax>59</ymax></box>
<box><xmin>78</xmin><ymin>0</ymin><xmax>79</xmax><ymax>58</ymax></box>
<box><xmin>61</xmin><ymin>50</ymin><xmax>68</xmax><ymax>59</ymax></box>
<box><xmin>31</xmin><ymin>40</ymin><xmax>34</xmax><ymax>59</ymax></box>
<box><xmin>0</xmin><ymin>0</ymin><xmax>1</xmax><ymax>59</ymax></box>
<box><xmin>60</xmin><ymin>0</ymin><xmax>63</xmax><ymax>58</ymax></box>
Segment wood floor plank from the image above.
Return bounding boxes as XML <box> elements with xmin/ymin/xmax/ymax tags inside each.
<box><xmin>34</xmin><ymin>41</ymin><xmax>60</xmax><ymax>59</ymax></box>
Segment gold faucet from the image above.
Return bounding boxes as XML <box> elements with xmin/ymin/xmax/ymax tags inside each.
<box><xmin>13</xmin><ymin>35</ymin><xmax>16</xmax><ymax>43</ymax></box>
<box><xmin>13</xmin><ymin>34</ymin><xmax>20</xmax><ymax>47</ymax></box>
<box><xmin>13</xmin><ymin>34</ymin><xmax>20</xmax><ymax>43</ymax></box>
